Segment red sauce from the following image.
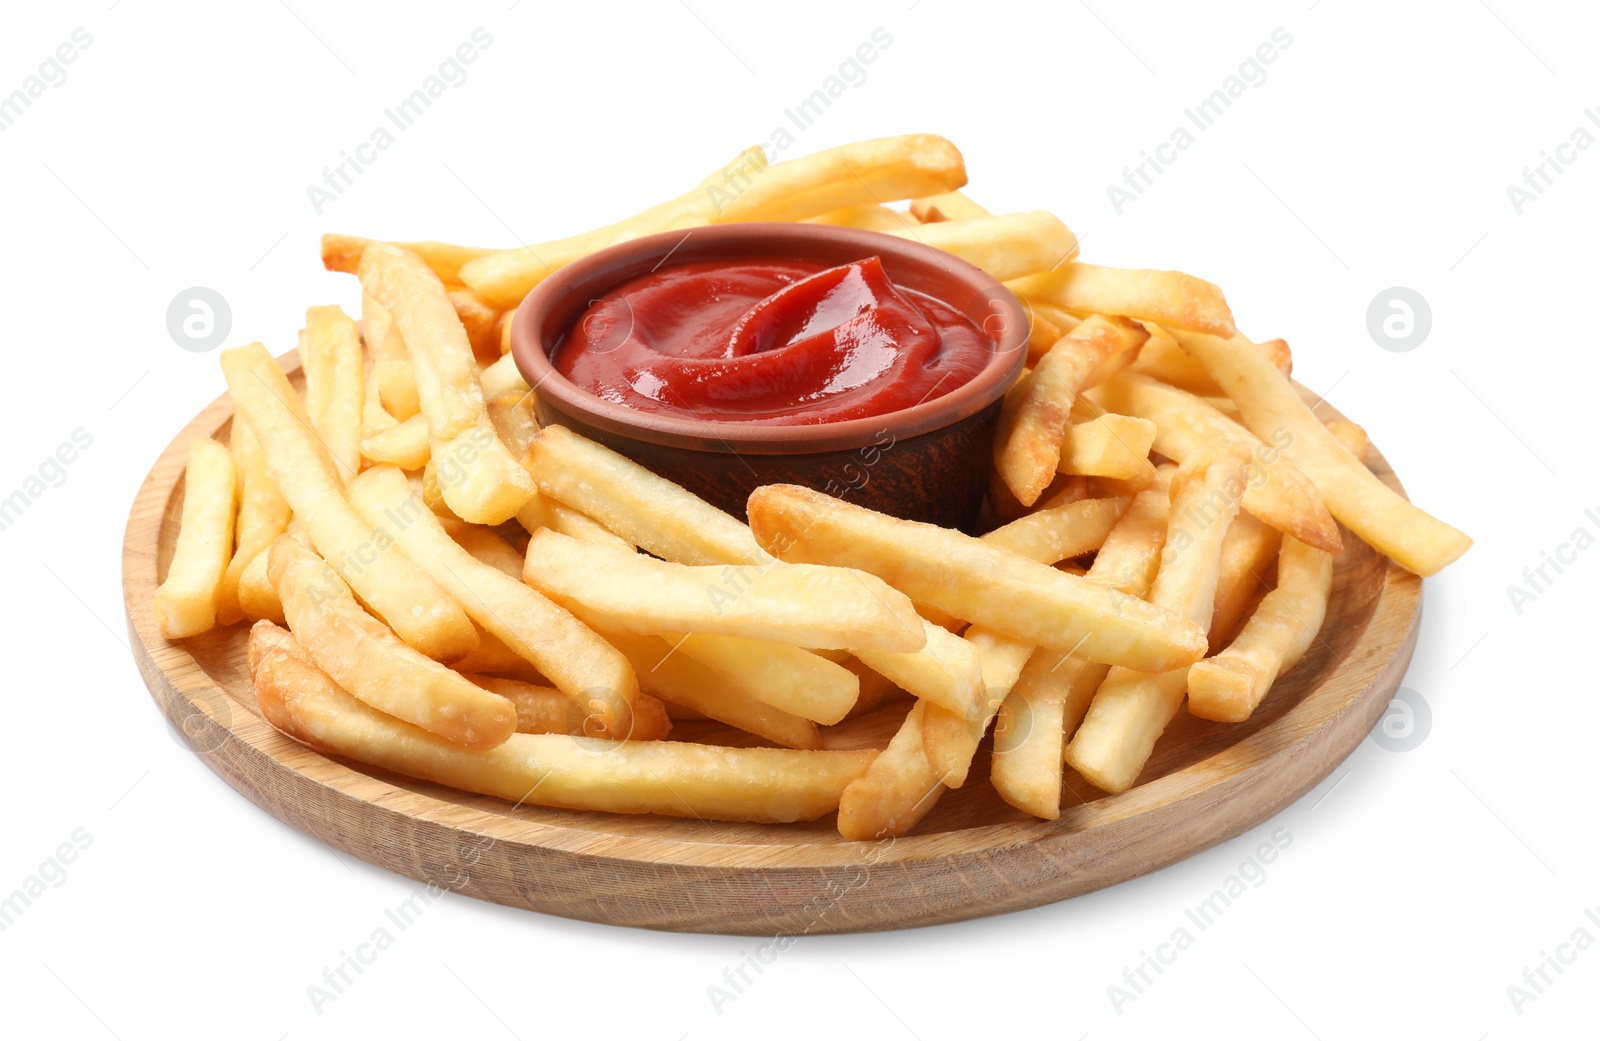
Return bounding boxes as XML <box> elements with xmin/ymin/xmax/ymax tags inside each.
<box><xmin>553</xmin><ymin>256</ymin><xmax>993</xmax><ymax>424</ymax></box>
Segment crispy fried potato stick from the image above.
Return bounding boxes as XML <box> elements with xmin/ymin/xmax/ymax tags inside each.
<box><xmin>155</xmin><ymin>437</ymin><xmax>236</xmax><ymax>638</ymax></box>
<box><xmin>217</xmin><ymin>420</ymin><xmax>290</xmax><ymax>626</ymax></box>
<box><xmin>348</xmin><ymin>466</ymin><xmax>638</xmax><ymax>738</ymax></box>
<box><xmin>323</xmin><ymin>235</ymin><xmax>491</xmax><ymax>284</ymax></box>
<box><xmin>1066</xmin><ymin>453</ymin><xmax>1248</xmax><ymax>793</ymax></box>
<box><xmin>525</xmin><ymin>425</ymin><xmax>771</xmax><ymax>565</ymax></box>
<box><xmin>1088</xmin><ymin>370</ymin><xmax>1341</xmax><ymax>554</ymax></box>
<box><xmin>252</xmin><ymin>622</ymin><xmax>870</xmax><ymax>822</ymax></box>
<box><xmin>268</xmin><ymin>535</ymin><xmax>514</xmax><ymax>749</ymax></box>
<box><xmin>1058</xmin><ymin>414</ymin><xmax>1158</xmax><ymax>481</ymax></box>
<box><xmin>990</xmin><ymin>487</ymin><xmax>1170</xmax><ymax>817</ymax></box>
<box><xmin>1209</xmin><ymin>514</ymin><xmax>1281</xmax><ymax>653</ymax></box>
<box><xmin>889</xmin><ymin>211</ymin><xmax>1077</xmax><ymax>281</ymax></box>
<box><xmin>980</xmin><ymin>495</ymin><xmax>1128</xmax><ymax>565</ymax></box>
<box><xmin>1188</xmin><ymin>537</ymin><xmax>1333</xmax><ymax>722</ymax></box>
<box><xmin>995</xmin><ymin>315</ymin><xmax>1148</xmax><ymax>505</ymax></box>
<box><xmin>522</xmin><ymin>528</ymin><xmax>924</xmax><ymax>652</ymax></box>
<box><xmin>360</xmin><ymin>243</ymin><xmax>535</xmax><ymax>524</ymax></box>
<box><xmin>220</xmin><ymin>343</ymin><xmax>477</xmax><ymax>661</ymax></box>
<box><xmin>837</xmin><ymin>702</ymin><xmax>946</xmax><ymax>840</ymax></box>
<box><xmin>467</xmin><ymin>675</ymin><xmax>671</xmax><ymax>741</ymax></box>
<box><xmin>909</xmin><ymin>190</ymin><xmax>990</xmax><ymax>223</ymax></box>
<box><xmin>1009</xmin><ymin>263</ymin><xmax>1237</xmax><ymax>339</ymax></box>
<box><xmin>1129</xmin><ymin>330</ymin><xmax>1290</xmax><ymax>393</ymax></box>
<box><xmin>1172</xmin><ymin>329</ymin><xmax>1471</xmax><ymax>575</ymax></box>
<box><xmin>747</xmin><ymin>484</ymin><xmax>1206</xmax><ymax>670</ymax></box>
<box><xmin>300</xmin><ymin>306</ymin><xmax>363</xmax><ymax>483</ymax></box>
<box><xmin>361</xmin><ymin>294</ymin><xmax>419</xmax><ymax>421</ymax></box>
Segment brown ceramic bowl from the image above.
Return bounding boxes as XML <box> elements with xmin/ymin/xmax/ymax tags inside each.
<box><xmin>511</xmin><ymin>223</ymin><xmax>1027</xmax><ymax>530</ymax></box>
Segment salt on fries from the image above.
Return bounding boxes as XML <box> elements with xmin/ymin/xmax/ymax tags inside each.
<box><xmin>140</xmin><ymin>132</ymin><xmax>1468</xmax><ymax>838</ymax></box>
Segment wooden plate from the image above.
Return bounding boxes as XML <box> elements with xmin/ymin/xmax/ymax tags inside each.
<box><xmin>123</xmin><ymin>354</ymin><xmax>1420</xmax><ymax>935</ymax></box>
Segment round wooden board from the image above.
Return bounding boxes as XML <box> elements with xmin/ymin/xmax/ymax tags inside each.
<box><xmin>123</xmin><ymin>352</ymin><xmax>1420</xmax><ymax>935</ymax></box>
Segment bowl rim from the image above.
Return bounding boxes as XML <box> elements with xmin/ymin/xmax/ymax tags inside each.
<box><xmin>510</xmin><ymin>222</ymin><xmax>1028</xmax><ymax>454</ymax></box>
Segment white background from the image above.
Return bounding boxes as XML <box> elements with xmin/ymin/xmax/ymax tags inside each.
<box><xmin>2</xmin><ymin>1</ymin><xmax>1595</xmax><ymax>1037</ymax></box>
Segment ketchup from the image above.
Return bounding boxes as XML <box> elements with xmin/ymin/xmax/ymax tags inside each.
<box><xmin>553</xmin><ymin>256</ymin><xmax>993</xmax><ymax>424</ymax></box>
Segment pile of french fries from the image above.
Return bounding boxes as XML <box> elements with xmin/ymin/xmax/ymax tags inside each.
<box><xmin>154</xmin><ymin>133</ymin><xmax>1470</xmax><ymax>837</ymax></box>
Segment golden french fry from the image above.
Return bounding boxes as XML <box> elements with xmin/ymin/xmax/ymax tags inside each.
<box><xmin>467</xmin><ymin>675</ymin><xmax>672</xmax><ymax>741</ymax></box>
<box><xmin>322</xmin><ymin>234</ymin><xmax>490</xmax><ymax>284</ymax></box>
<box><xmin>359</xmin><ymin>413</ymin><xmax>431</xmax><ymax>470</ymax></box>
<box><xmin>1325</xmin><ymin>416</ymin><xmax>1369</xmax><ymax>460</ymax></box>
<box><xmin>919</xmin><ymin>625</ymin><xmax>1034</xmax><ymax>787</ymax></box>
<box><xmin>1058</xmin><ymin>414</ymin><xmax>1158</xmax><ymax>481</ymax></box>
<box><xmin>598</xmin><ymin>630</ymin><xmax>820</xmax><ymax>749</ymax></box>
<box><xmin>890</xmin><ymin>212</ymin><xmax>1077</xmax><ymax>281</ymax></box>
<box><xmin>1172</xmin><ymin>329</ymin><xmax>1471</xmax><ymax>575</ymax></box>
<box><xmin>220</xmin><ymin>343</ymin><xmax>477</xmax><ymax>661</ymax></box>
<box><xmin>448</xmin><ymin>628</ymin><xmax>544</xmax><ymax>681</ymax></box>
<box><xmin>852</xmin><ymin>619</ymin><xmax>986</xmax><ymax>722</ymax></box>
<box><xmin>526</xmin><ymin>425</ymin><xmax>771</xmax><ymax>565</ymax></box>
<box><xmin>486</xmin><ymin>394</ymin><xmax>538</xmax><ymax>456</ymax></box>
<box><xmin>155</xmin><ymin>437</ymin><xmax>237</xmax><ymax>638</ymax></box>
<box><xmin>522</xmin><ymin>528</ymin><xmax>924</xmax><ymax>652</ymax></box>
<box><xmin>803</xmin><ymin>203</ymin><xmax>915</xmax><ymax>232</ymax></box>
<box><xmin>909</xmin><ymin>190</ymin><xmax>991</xmax><ymax>223</ymax></box>
<box><xmin>1129</xmin><ymin>330</ymin><xmax>1291</xmax><ymax>394</ymax></box>
<box><xmin>217</xmin><ymin>419</ymin><xmax>291</xmax><ymax>626</ymax></box>
<box><xmin>514</xmin><ymin>488</ymin><xmax>634</xmax><ymax>553</ymax></box>
<box><xmin>980</xmin><ymin>495</ymin><xmax>1128</xmax><ymax>565</ymax></box>
<box><xmin>252</xmin><ymin>622</ymin><xmax>870</xmax><ymax>822</ymax></box>
<box><xmin>359</xmin><ymin>361</ymin><xmax>397</xmax><ymax>442</ymax></box>
<box><xmin>446</xmin><ymin>523</ymin><xmax>525</xmax><ymax>580</ymax></box>
<box><xmin>495</xmin><ymin>309</ymin><xmax>515</xmax><ymax>356</ymax></box>
<box><xmin>1089</xmin><ymin>371</ymin><xmax>1342</xmax><ymax>555</ymax></box>
<box><xmin>995</xmin><ymin>315</ymin><xmax>1149</xmax><ymax>505</ymax></box>
<box><xmin>711</xmin><ymin>134</ymin><xmax>966</xmax><ymax>224</ymax></box>
<box><xmin>668</xmin><ymin>633</ymin><xmax>859</xmax><ymax>725</ymax></box>
<box><xmin>448</xmin><ymin>287</ymin><xmax>502</xmax><ymax>362</ymax></box>
<box><xmin>268</xmin><ymin>535</ymin><xmax>514</xmax><ymax>749</ymax></box>
<box><xmin>1009</xmin><ymin>263</ymin><xmax>1237</xmax><ymax>339</ymax></box>
<box><xmin>299</xmin><ymin>306</ymin><xmax>364</xmax><ymax>483</ymax></box>
<box><xmin>837</xmin><ymin>702</ymin><xmax>946</xmax><ymax>840</ymax></box>
<box><xmin>988</xmin><ymin>486</ymin><xmax>1172</xmax><ymax>817</ymax></box>
<box><xmin>348</xmin><ymin>466</ymin><xmax>639</xmax><ymax>738</ymax></box>
<box><xmin>457</xmin><ymin>146</ymin><xmax>769</xmax><ymax>308</ymax></box>
<box><xmin>749</xmin><ymin>484</ymin><xmax>1206</xmax><ymax>670</ymax></box>
<box><xmin>478</xmin><ymin>352</ymin><xmax>530</xmax><ymax>401</ymax></box>
<box><xmin>1067</xmin><ymin>453</ymin><xmax>1247</xmax><ymax>794</ymax></box>
<box><xmin>1025</xmin><ymin>312</ymin><xmax>1064</xmax><ymax>366</ymax></box>
<box><xmin>361</xmin><ymin>293</ymin><xmax>420</xmax><ymax>422</ymax></box>
<box><xmin>236</xmin><ymin>545</ymin><xmax>282</xmax><ymax>623</ymax></box>
<box><xmin>360</xmin><ymin>243</ymin><xmax>535</xmax><ymax>524</ymax></box>
<box><xmin>1188</xmin><ymin>537</ymin><xmax>1333</xmax><ymax>722</ymax></box>
<box><xmin>1209</xmin><ymin>514</ymin><xmax>1281</xmax><ymax>653</ymax></box>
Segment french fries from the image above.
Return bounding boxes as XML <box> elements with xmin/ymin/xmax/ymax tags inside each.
<box><xmin>747</xmin><ymin>484</ymin><xmax>1207</xmax><ymax>671</ymax></box>
<box><xmin>323</xmin><ymin>234</ymin><xmax>491</xmax><ymax>284</ymax></box>
<box><xmin>347</xmin><ymin>466</ymin><xmax>639</xmax><ymax>738</ymax></box>
<box><xmin>889</xmin><ymin>211</ymin><xmax>1077</xmax><ymax>281</ymax></box>
<box><xmin>995</xmin><ymin>315</ymin><xmax>1148</xmax><ymax>505</ymax></box>
<box><xmin>1172</xmin><ymin>329</ymin><xmax>1471</xmax><ymax>575</ymax></box>
<box><xmin>359</xmin><ymin>243</ymin><xmax>535</xmax><ymax>524</ymax></box>
<box><xmin>597</xmin><ymin>630</ymin><xmax>821</xmax><ymax>749</ymax></box>
<box><xmin>989</xmin><ymin>486</ymin><xmax>1171</xmax><ymax>818</ymax></box>
<box><xmin>299</xmin><ymin>305</ymin><xmax>364</xmax><ymax>483</ymax></box>
<box><xmin>172</xmin><ymin>132</ymin><xmax>1469</xmax><ymax>843</ymax></box>
<box><xmin>220</xmin><ymin>343</ymin><xmax>478</xmax><ymax>661</ymax></box>
<box><xmin>1089</xmin><ymin>370</ymin><xmax>1342</xmax><ymax>555</ymax></box>
<box><xmin>1009</xmin><ymin>263</ymin><xmax>1237</xmax><ymax>339</ymax></box>
<box><xmin>216</xmin><ymin>420</ymin><xmax>290</xmax><ymax>626</ymax></box>
<box><xmin>154</xmin><ymin>438</ymin><xmax>237</xmax><ymax>639</ymax></box>
<box><xmin>1128</xmin><ymin>329</ymin><xmax>1292</xmax><ymax>394</ymax></box>
<box><xmin>980</xmin><ymin>495</ymin><xmax>1128</xmax><ymax>564</ymax></box>
<box><xmin>837</xmin><ymin>702</ymin><xmax>944</xmax><ymax>840</ymax></box>
<box><xmin>523</xmin><ymin>528</ymin><xmax>924</xmax><ymax>652</ymax></box>
<box><xmin>1058</xmin><ymin>414</ymin><xmax>1158</xmax><ymax>481</ymax></box>
<box><xmin>1066</xmin><ymin>453</ymin><xmax>1247</xmax><ymax>793</ymax></box>
<box><xmin>268</xmin><ymin>535</ymin><xmax>515</xmax><ymax>749</ymax></box>
<box><xmin>1188</xmin><ymin>537</ymin><xmax>1333</xmax><ymax>722</ymax></box>
<box><xmin>469</xmin><ymin>675</ymin><xmax>672</xmax><ymax>741</ymax></box>
<box><xmin>525</xmin><ymin>425</ymin><xmax>771</xmax><ymax>566</ymax></box>
<box><xmin>909</xmin><ymin>190</ymin><xmax>991</xmax><ymax>223</ymax></box>
<box><xmin>252</xmin><ymin>622</ymin><xmax>873</xmax><ymax>822</ymax></box>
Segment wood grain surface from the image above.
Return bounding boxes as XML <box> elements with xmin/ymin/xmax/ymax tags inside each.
<box><xmin>122</xmin><ymin>352</ymin><xmax>1421</xmax><ymax>934</ymax></box>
